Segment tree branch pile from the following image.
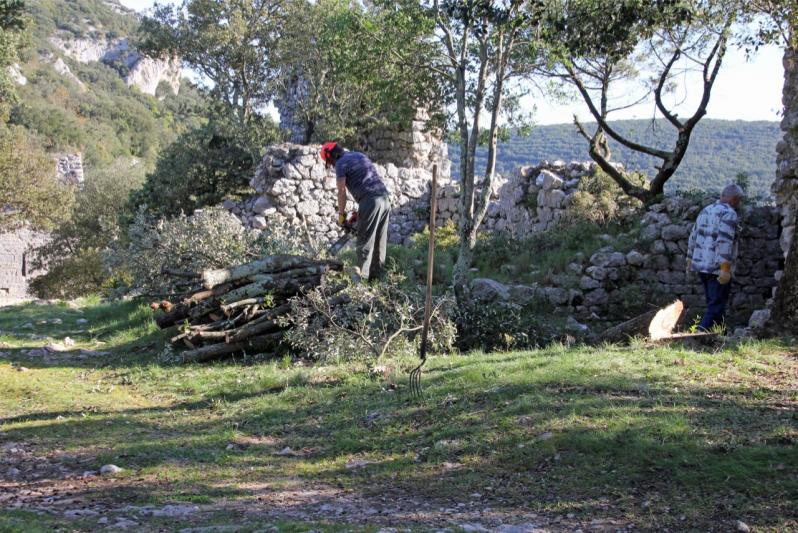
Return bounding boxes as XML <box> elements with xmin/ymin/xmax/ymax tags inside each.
<box><xmin>151</xmin><ymin>254</ymin><xmax>343</xmax><ymax>363</ymax></box>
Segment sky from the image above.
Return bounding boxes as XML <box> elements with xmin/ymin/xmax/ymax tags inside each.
<box><xmin>119</xmin><ymin>0</ymin><xmax>786</xmax><ymax>126</ymax></box>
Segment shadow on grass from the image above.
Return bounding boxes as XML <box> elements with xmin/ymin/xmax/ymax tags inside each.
<box><xmin>2</xmin><ymin>366</ymin><xmax>795</xmax><ymax>529</ymax></box>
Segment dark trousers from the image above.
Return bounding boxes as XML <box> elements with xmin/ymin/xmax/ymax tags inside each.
<box><xmin>698</xmin><ymin>272</ymin><xmax>731</xmax><ymax>331</ymax></box>
<box><xmin>356</xmin><ymin>194</ymin><xmax>390</xmax><ymax>280</ymax></box>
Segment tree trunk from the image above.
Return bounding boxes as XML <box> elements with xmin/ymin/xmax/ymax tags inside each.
<box><xmin>180</xmin><ymin>332</ymin><xmax>283</xmax><ymax>364</ymax></box>
<box><xmin>202</xmin><ymin>255</ymin><xmax>339</xmax><ymax>289</ymax></box>
<box><xmin>453</xmin><ymin>231</ymin><xmax>475</xmax><ymax>304</ymax></box>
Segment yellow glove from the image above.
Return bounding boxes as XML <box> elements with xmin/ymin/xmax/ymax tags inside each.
<box><xmin>337</xmin><ymin>213</ymin><xmax>346</xmax><ymax>227</ymax></box>
<box><xmin>718</xmin><ymin>262</ymin><xmax>731</xmax><ymax>285</ymax></box>
<box><xmin>685</xmin><ymin>258</ymin><xmax>692</xmax><ymax>274</ymax></box>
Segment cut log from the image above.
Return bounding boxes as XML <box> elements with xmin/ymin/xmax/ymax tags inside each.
<box><xmin>598</xmin><ymin>299</ymin><xmax>686</xmax><ymax>344</ymax></box>
<box><xmin>221</xmin><ymin>271</ymin><xmax>325</xmax><ymax>303</ymax></box>
<box><xmin>201</xmin><ymin>255</ymin><xmax>342</xmax><ymax>289</ymax></box>
<box><xmin>180</xmin><ymin>332</ymin><xmax>283</xmax><ymax>363</ymax></box>
<box><xmin>226</xmin><ymin>319</ymin><xmax>282</xmax><ymax>344</ymax></box>
<box><xmin>184</xmin><ymin>282</ymin><xmax>234</xmax><ymax>305</ymax></box>
<box><xmin>155</xmin><ymin>303</ymin><xmax>191</xmax><ymax>329</ymax></box>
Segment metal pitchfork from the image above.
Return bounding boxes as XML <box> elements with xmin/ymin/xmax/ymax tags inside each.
<box><xmin>410</xmin><ymin>164</ymin><xmax>438</xmax><ymax>398</ymax></box>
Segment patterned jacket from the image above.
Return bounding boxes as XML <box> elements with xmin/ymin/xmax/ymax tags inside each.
<box><xmin>687</xmin><ymin>201</ymin><xmax>739</xmax><ymax>275</ymax></box>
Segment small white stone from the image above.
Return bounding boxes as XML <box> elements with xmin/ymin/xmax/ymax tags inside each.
<box><xmin>100</xmin><ymin>464</ymin><xmax>123</xmax><ymax>476</ymax></box>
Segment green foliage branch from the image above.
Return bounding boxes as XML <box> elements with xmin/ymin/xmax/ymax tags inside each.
<box><xmin>275</xmin><ymin>0</ymin><xmax>442</xmax><ymax>144</ymax></box>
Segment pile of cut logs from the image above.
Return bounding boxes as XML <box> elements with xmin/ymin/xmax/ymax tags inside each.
<box><xmin>151</xmin><ymin>255</ymin><xmax>343</xmax><ymax>363</ymax></box>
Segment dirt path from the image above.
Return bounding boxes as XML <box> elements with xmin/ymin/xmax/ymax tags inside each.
<box><xmin>2</xmin><ymin>440</ymin><xmax>629</xmax><ymax>531</ymax></box>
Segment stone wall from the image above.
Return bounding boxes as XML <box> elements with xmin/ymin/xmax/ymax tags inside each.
<box><xmin>358</xmin><ymin>109</ymin><xmax>450</xmax><ymax>174</ymax></box>
<box><xmin>435</xmin><ymin>160</ymin><xmax>625</xmax><ymax>236</ymax></box>
<box><xmin>0</xmin><ymin>228</ymin><xmax>47</xmax><ymax>303</ymax></box>
<box><xmin>226</xmin><ymin>143</ymin><xmax>446</xmax><ymax>246</ymax></box>
<box><xmin>275</xmin><ymin>79</ymin><xmax>449</xmax><ymax>174</ymax></box>
<box><xmin>470</xmin><ymin>196</ymin><xmax>782</xmax><ymax>329</ymax></box>
<box><xmin>228</xmin><ymin>150</ymin><xmax>609</xmax><ymax>246</ymax></box>
<box><xmin>774</xmin><ymin>44</ymin><xmax>797</xmax><ymax>261</ymax></box>
<box><xmin>55</xmin><ymin>153</ymin><xmax>84</xmax><ymax>186</ymax></box>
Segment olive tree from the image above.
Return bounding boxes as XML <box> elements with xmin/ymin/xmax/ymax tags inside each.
<box><xmin>544</xmin><ymin>0</ymin><xmax>736</xmax><ymax>204</ymax></box>
<box><xmin>0</xmin><ymin>125</ymin><xmax>73</xmax><ymax>232</ymax></box>
<box><xmin>139</xmin><ymin>0</ymin><xmax>281</xmax><ymax>127</ymax></box>
<box><xmin>424</xmin><ymin>0</ymin><xmax>546</xmax><ymax>301</ymax></box>
<box><xmin>274</xmin><ymin>0</ymin><xmax>440</xmax><ymax>144</ymax></box>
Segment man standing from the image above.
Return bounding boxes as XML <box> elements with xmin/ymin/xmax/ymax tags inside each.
<box><xmin>686</xmin><ymin>184</ymin><xmax>744</xmax><ymax>331</ymax></box>
<box><xmin>320</xmin><ymin>142</ymin><xmax>391</xmax><ymax>281</ymax></box>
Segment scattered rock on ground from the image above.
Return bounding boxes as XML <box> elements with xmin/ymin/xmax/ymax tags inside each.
<box><xmin>736</xmin><ymin>521</ymin><xmax>751</xmax><ymax>533</ymax></box>
<box><xmin>748</xmin><ymin>309</ymin><xmax>771</xmax><ymax>329</ymax></box>
<box><xmin>345</xmin><ymin>459</ymin><xmax>377</xmax><ymax>469</ymax></box>
<box><xmin>495</xmin><ymin>524</ymin><xmax>543</xmax><ymax>533</ymax></box>
<box><xmin>470</xmin><ymin>278</ymin><xmax>510</xmax><ymax>302</ymax></box>
<box><xmin>459</xmin><ymin>524</ymin><xmax>490</xmax><ymax>532</ymax></box>
<box><xmin>273</xmin><ymin>446</ymin><xmax>296</xmax><ymax>456</ymax></box>
<box><xmin>99</xmin><ymin>464</ymin><xmax>123</xmax><ymax>476</ymax></box>
<box><xmin>151</xmin><ymin>504</ymin><xmax>200</xmax><ymax>517</ymax></box>
<box><xmin>179</xmin><ymin>527</ymin><xmax>241</xmax><ymax>533</ymax></box>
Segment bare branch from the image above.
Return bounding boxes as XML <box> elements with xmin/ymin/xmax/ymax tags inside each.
<box><xmin>565</xmin><ymin>63</ymin><xmax>672</xmax><ymax>160</ymax></box>
<box><xmin>654</xmin><ymin>48</ymin><xmax>684</xmax><ymax>129</ymax></box>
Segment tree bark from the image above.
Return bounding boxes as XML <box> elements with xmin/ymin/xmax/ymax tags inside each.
<box><xmin>221</xmin><ymin>272</ymin><xmax>324</xmax><ymax>304</ymax></box>
<box><xmin>180</xmin><ymin>332</ymin><xmax>283</xmax><ymax>364</ymax></box>
<box><xmin>202</xmin><ymin>255</ymin><xmax>340</xmax><ymax>289</ymax></box>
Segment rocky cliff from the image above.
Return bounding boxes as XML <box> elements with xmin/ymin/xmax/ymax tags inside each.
<box><xmin>49</xmin><ymin>35</ymin><xmax>180</xmax><ymax>96</ymax></box>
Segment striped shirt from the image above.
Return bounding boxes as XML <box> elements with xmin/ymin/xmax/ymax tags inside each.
<box><xmin>687</xmin><ymin>201</ymin><xmax>739</xmax><ymax>275</ymax></box>
<box><xmin>335</xmin><ymin>151</ymin><xmax>388</xmax><ymax>203</ymax></box>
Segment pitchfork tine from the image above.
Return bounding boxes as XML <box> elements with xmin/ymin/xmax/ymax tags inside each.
<box><xmin>409</xmin><ymin>359</ymin><xmax>425</xmax><ymax>397</ymax></box>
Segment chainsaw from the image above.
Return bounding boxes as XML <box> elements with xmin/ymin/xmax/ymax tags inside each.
<box><xmin>327</xmin><ymin>211</ymin><xmax>358</xmax><ymax>256</ymax></box>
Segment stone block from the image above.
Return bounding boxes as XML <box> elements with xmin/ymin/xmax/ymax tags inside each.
<box><xmin>584</xmin><ymin>288</ymin><xmax>609</xmax><ymax>306</ymax></box>
<box><xmin>626</xmin><ymin>250</ymin><xmax>645</xmax><ymax>266</ymax></box>
<box><xmin>590</xmin><ymin>251</ymin><xmax>625</xmax><ymax>268</ymax></box>
<box><xmin>252</xmin><ymin>197</ymin><xmax>272</xmax><ymax>214</ymax></box>
<box><xmin>580</xmin><ymin>275</ymin><xmax>601</xmax><ymax>290</ymax></box>
<box><xmin>548</xmin><ymin>189</ymin><xmax>567</xmax><ymax>208</ymax></box>
<box><xmin>471</xmin><ymin>278</ymin><xmax>510</xmax><ymax>302</ymax></box>
<box><xmin>508</xmin><ymin>284</ymin><xmax>540</xmax><ymax>305</ymax></box>
<box><xmin>539</xmin><ymin>170</ymin><xmax>563</xmax><ymax>191</ymax></box>
<box><xmin>585</xmin><ymin>266</ymin><xmax>608</xmax><ymax>281</ymax></box>
<box><xmin>544</xmin><ymin>287</ymin><xmax>570</xmax><ymax>306</ymax></box>
<box><xmin>296</xmin><ymin>199</ymin><xmax>320</xmax><ymax>216</ymax></box>
<box><xmin>662</xmin><ymin>224</ymin><xmax>690</xmax><ymax>241</ymax></box>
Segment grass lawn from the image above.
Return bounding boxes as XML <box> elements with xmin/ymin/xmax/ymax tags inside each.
<box><xmin>0</xmin><ymin>298</ymin><xmax>796</xmax><ymax>532</ymax></box>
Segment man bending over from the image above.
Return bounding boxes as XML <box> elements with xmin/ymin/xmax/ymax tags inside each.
<box><xmin>320</xmin><ymin>142</ymin><xmax>391</xmax><ymax>281</ymax></box>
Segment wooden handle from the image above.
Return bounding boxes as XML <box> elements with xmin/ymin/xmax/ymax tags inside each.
<box><xmin>419</xmin><ymin>164</ymin><xmax>438</xmax><ymax>362</ymax></box>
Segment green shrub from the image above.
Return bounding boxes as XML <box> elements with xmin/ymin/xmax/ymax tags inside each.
<box><xmin>0</xmin><ymin>124</ymin><xmax>74</xmax><ymax>232</ymax></box>
<box><xmin>29</xmin><ymin>158</ymin><xmax>145</xmax><ymax>298</ymax></box>
<box><xmin>128</xmin><ymin>115</ymin><xmax>281</xmax><ymax>218</ymax></box>
<box><xmin>283</xmin><ymin>271</ymin><xmax>456</xmax><ymax>363</ymax></box>
<box><xmin>563</xmin><ymin>168</ymin><xmax>644</xmax><ymax>227</ymax></box>
<box><xmin>455</xmin><ymin>300</ymin><xmax>563</xmax><ymax>352</ymax></box>
<box><xmin>109</xmin><ymin>206</ymin><xmax>308</xmax><ymax>296</ymax></box>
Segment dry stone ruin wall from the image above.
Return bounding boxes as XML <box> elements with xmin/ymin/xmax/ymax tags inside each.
<box><xmin>435</xmin><ymin>160</ymin><xmax>627</xmax><ymax>235</ymax></box>
<box><xmin>774</xmin><ymin>44</ymin><xmax>797</xmax><ymax>262</ymax></box>
<box><xmin>228</xmin><ymin>143</ymin><xmax>445</xmax><ymax>246</ymax></box>
<box><xmin>0</xmin><ymin>229</ymin><xmax>47</xmax><ymax>302</ymax></box>
<box><xmin>0</xmin><ymin>153</ymin><xmax>82</xmax><ymax>301</ymax></box>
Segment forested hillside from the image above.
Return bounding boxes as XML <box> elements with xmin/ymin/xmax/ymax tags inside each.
<box><xmin>9</xmin><ymin>0</ymin><xmax>205</xmax><ymax>171</ymax></box>
<box><xmin>450</xmin><ymin>119</ymin><xmax>781</xmax><ymax>198</ymax></box>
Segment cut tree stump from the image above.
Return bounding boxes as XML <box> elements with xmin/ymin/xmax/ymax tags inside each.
<box><xmin>598</xmin><ymin>300</ymin><xmax>688</xmax><ymax>344</ymax></box>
